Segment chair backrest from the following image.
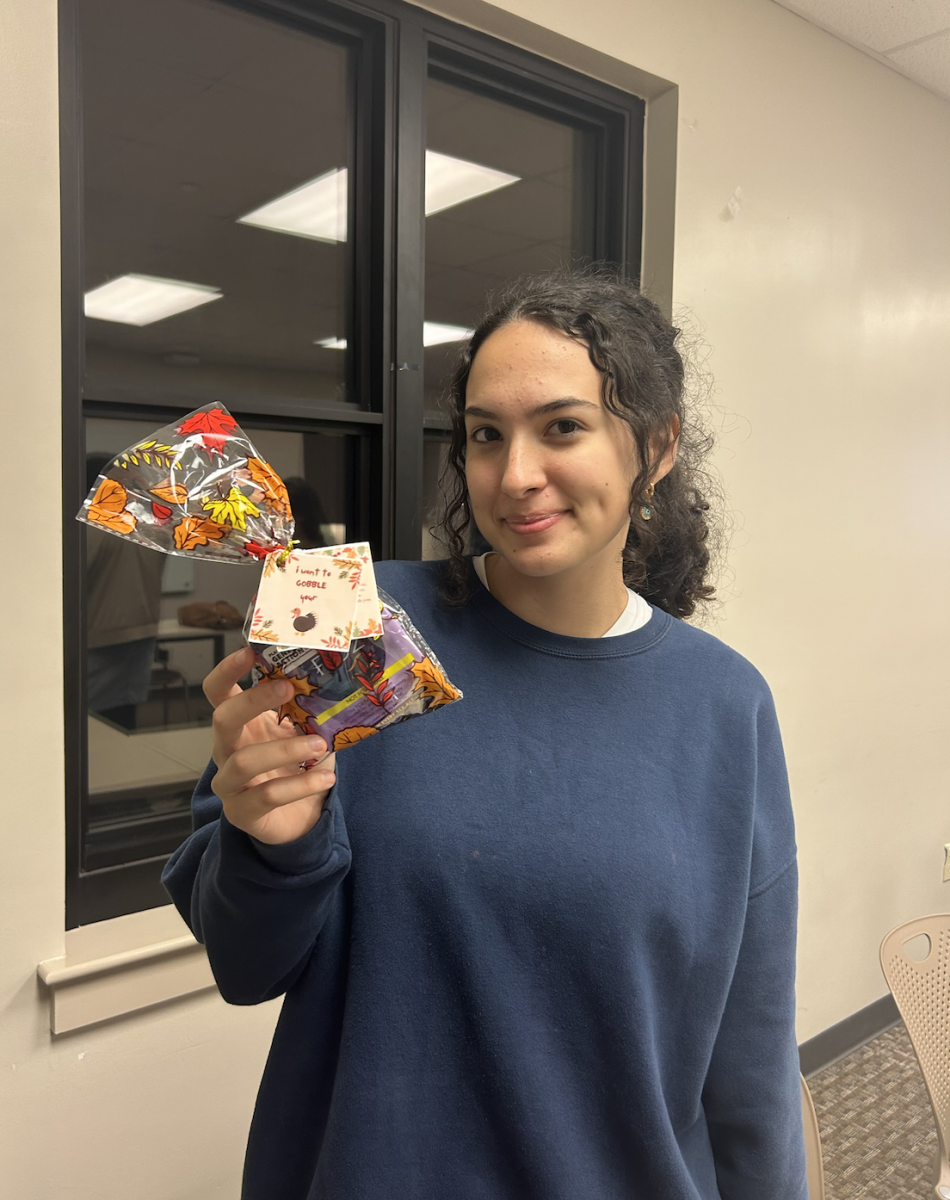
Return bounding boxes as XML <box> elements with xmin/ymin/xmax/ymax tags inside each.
<box><xmin>801</xmin><ymin>1072</ymin><xmax>825</xmax><ymax>1200</ymax></box>
<box><xmin>880</xmin><ymin>914</ymin><xmax>950</xmax><ymax>1195</ymax></box>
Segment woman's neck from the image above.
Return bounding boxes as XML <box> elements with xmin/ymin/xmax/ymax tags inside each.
<box><xmin>483</xmin><ymin>551</ymin><xmax>629</xmax><ymax>638</ymax></box>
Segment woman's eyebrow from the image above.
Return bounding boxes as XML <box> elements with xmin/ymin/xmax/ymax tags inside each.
<box><xmin>464</xmin><ymin>397</ymin><xmax>600</xmax><ymax>420</ymax></box>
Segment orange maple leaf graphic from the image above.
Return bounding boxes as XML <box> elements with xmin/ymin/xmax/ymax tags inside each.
<box><xmin>86</xmin><ymin>476</ymin><xmax>136</xmax><ymax>536</ymax></box>
<box><xmin>410</xmin><ymin>657</ymin><xmax>461</xmax><ymax>709</ymax></box>
<box><xmin>245</xmin><ymin>457</ymin><xmax>291</xmax><ymax>520</ymax></box>
<box><xmin>274</xmin><ymin>671</ymin><xmax>318</xmax><ymax>732</ymax></box>
<box><xmin>173</xmin><ymin>515</ymin><xmax>228</xmax><ymax>551</ymax></box>
<box><xmin>332</xmin><ymin>725</ymin><xmax>377</xmax><ymax>751</ymax></box>
<box><xmin>149</xmin><ymin>482</ymin><xmax>189</xmax><ymax>504</ymax></box>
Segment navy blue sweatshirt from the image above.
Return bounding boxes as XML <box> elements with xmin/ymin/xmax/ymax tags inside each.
<box><xmin>163</xmin><ymin>559</ymin><xmax>807</xmax><ymax>1200</ymax></box>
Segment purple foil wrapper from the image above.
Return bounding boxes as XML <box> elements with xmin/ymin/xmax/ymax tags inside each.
<box><xmin>247</xmin><ymin>589</ymin><xmax>462</xmax><ymax>752</ymax></box>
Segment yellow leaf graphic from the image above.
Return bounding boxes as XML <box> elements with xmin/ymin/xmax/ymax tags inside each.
<box><xmin>200</xmin><ymin>487</ymin><xmax>260</xmax><ymax>531</ymax></box>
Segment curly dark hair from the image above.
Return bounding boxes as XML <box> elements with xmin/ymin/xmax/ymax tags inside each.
<box><xmin>433</xmin><ymin>268</ymin><xmax>721</xmax><ymax>620</ymax></box>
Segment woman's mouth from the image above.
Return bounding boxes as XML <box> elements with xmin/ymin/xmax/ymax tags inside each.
<box><xmin>503</xmin><ymin>512</ymin><xmax>565</xmax><ymax>535</ymax></box>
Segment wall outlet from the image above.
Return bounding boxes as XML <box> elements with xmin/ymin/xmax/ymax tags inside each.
<box><xmin>943</xmin><ymin>844</ymin><xmax>950</xmax><ymax>883</ymax></box>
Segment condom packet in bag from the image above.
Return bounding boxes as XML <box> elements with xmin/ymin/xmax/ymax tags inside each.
<box><xmin>246</xmin><ymin>589</ymin><xmax>462</xmax><ymax>753</ymax></box>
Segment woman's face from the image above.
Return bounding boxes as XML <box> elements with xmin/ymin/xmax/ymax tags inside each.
<box><xmin>463</xmin><ymin>319</ymin><xmax>641</xmax><ymax>580</ymax></box>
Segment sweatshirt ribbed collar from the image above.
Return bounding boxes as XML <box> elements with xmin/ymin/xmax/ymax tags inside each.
<box><xmin>467</xmin><ymin>562</ymin><xmax>673</xmax><ymax>660</ymax></box>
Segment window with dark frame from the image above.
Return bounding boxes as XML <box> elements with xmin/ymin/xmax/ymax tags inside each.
<box><xmin>60</xmin><ymin>0</ymin><xmax>645</xmax><ymax>927</ymax></box>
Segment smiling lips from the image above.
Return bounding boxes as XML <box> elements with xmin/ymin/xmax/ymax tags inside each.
<box><xmin>503</xmin><ymin>511</ymin><xmax>565</xmax><ymax>535</ymax></box>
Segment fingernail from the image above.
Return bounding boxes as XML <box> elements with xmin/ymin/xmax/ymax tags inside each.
<box><xmin>305</xmin><ymin>736</ymin><xmax>327</xmax><ymax>753</ymax></box>
<box><xmin>272</xmin><ymin>681</ymin><xmax>292</xmax><ymax>700</ymax></box>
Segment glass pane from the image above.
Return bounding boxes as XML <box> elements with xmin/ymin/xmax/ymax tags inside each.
<box><xmin>81</xmin><ymin>0</ymin><xmax>353</xmax><ymax>409</ymax></box>
<box><xmin>83</xmin><ymin>413</ymin><xmax>366</xmax><ymax>869</ymax></box>
<box><xmin>424</xmin><ymin>74</ymin><xmax>598</xmax><ymax>421</ymax></box>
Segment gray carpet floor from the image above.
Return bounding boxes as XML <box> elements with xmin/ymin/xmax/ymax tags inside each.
<box><xmin>808</xmin><ymin>1022</ymin><xmax>939</xmax><ymax>1199</ymax></box>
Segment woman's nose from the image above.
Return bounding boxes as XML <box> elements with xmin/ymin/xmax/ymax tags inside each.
<box><xmin>500</xmin><ymin>437</ymin><xmax>546</xmax><ymax>495</ymax></box>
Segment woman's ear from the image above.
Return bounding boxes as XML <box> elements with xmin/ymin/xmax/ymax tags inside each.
<box><xmin>653</xmin><ymin>415</ymin><xmax>681</xmax><ymax>483</ymax></box>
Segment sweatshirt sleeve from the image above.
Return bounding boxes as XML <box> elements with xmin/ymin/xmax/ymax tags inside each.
<box><xmin>161</xmin><ymin>759</ymin><xmax>352</xmax><ymax>1005</ymax></box>
<box><xmin>701</xmin><ymin>689</ymin><xmax>807</xmax><ymax>1199</ymax></box>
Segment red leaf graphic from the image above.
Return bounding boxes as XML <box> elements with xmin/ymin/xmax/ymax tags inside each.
<box><xmin>151</xmin><ymin>501</ymin><xmax>173</xmax><ymax>522</ymax></box>
<box><xmin>243</xmin><ymin>540</ymin><xmax>282</xmax><ymax>561</ymax></box>
<box><xmin>176</xmin><ymin>407</ymin><xmax>239</xmax><ymax>455</ymax></box>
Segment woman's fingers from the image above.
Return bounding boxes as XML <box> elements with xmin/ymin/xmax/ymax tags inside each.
<box><xmin>204</xmin><ymin>646</ymin><xmax>256</xmax><ymax>708</ymax></box>
<box><xmin>210</xmin><ymin>675</ymin><xmax>296</xmax><ymax>763</ymax></box>
<box><xmin>213</xmin><ymin>733</ymin><xmax>332</xmax><ymax>796</ymax></box>
<box><xmin>224</xmin><ymin>764</ymin><xmax>336</xmax><ymax>819</ymax></box>
<box><xmin>213</xmin><ymin>736</ymin><xmax>337</xmax><ymax>842</ymax></box>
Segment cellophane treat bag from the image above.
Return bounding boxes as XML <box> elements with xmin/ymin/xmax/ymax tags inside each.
<box><xmin>78</xmin><ymin>403</ymin><xmax>294</xmax><ymax>562</ymax></box>
<box><xmin>76</xmin><ymin>402</ymin><xmax>463</xmax><ymax>749</ymax></box>
<box><xmin>246</xmin><ymin>589</ymin><xmax>462</xmax><ymax>752</ymax></box>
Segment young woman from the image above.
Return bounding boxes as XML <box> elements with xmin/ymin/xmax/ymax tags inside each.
<box><xmin>164</xmin><ymin>272</ymin><xmax>807</xmax><ymax>1200</ymax></box>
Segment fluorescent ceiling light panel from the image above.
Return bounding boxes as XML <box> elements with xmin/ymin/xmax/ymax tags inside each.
<box><xmin>424</xmin><ymin>150</ymin><xmax>519</xmax><ymax>216</ymax></box>
<box><xmin>243</xmin><ymin>155</ymin><xmax>516</xmax><ymax>244</ymax></box>
<box><xmin>84</xmin><ymin>274</ymin><xmax>222</xmax><ymax>326</ymax></box>
<box><xmin>423</xmin><ymin>322</ymin><xmax>473</xmax><ymax>346</ymax></box>
<box><xmin>313</xmin><ymin>323</ymin><xmax>472</xmax><ymax>351</ymax></box>
<box><xmin>239</xmin><ymin>168</ymin><xmax>348</xmax><ymax>242</ymax></box>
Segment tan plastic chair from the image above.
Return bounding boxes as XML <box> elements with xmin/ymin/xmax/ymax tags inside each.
<box><xmin>880</xmin><ymin>915</ymin><xmax>950</xmax><ymax>1199</ymax></box>
<box><xmin>801</xmin><ymin>1072</ymin><xmax>826</xmax><ymax>1200</ymax></box>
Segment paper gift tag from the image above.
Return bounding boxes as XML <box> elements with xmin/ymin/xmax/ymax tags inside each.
<box><xmin>249</xmin><ymin>549</ymin><xmax>363</xmax><ymax>650</ymax></box>
<box><xmin>323</xmin><ymin>542</ymin><xmax>382</xmax><ymax>640</ymax></box>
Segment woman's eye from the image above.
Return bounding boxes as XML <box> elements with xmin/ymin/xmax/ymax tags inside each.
<box><xmin>468</xmin><ymin>421</ymin><xmax>581</xmax><ymax>443</ymax></box>
<box><xmin>470</xmin><ymin>426</ymin><xmax>501</xmax><ymax>444</ymax></box>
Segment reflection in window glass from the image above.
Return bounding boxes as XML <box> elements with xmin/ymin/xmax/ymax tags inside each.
<box><xmin>83</xmin><ymin>414</ymin><xmax>362</xmax><ymax>869</ymax></box>
<box><xmin>421</xmin><ymin>436</ymin><xmax>450</xmax><ymax>561</ymax></box>
<box><xmin>81</xmin><ymin>0</ymin><xmax>354</xmax><ymax>409</ymax></box>
<box><xmin>424</xmin><ymin>74</ymin><xmax>598</xmax><ymax>416</ymax></box>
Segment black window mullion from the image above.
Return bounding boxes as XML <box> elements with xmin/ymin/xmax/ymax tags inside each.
<box><xmin>390</xmin><ymin>16</ymin><xmax>427</xmax><ymax>560</ymax></box>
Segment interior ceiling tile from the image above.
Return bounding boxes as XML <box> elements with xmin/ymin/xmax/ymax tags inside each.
<box><xmin>217</xmin><ymin>32</ymin><xmax>348</xmax><ymax>113</ymax></box>
<box><xmin>442</xmin><ymin>179</ymin><xmax>573</xmax><ymax>241</ymax></box>
<box><xmin>774</xmin><ymin>0</ymin><xmax>950</xmax><ymax>53</ymax></box>
<box><xmin>886</xmin><ymin>29</ymin><xmax>950</xmax><ymax>99</ymax></box>
<box><xmin>427</xmin><ymin>89</ymin><xmax>574</xmax><ymax>178</ymax></box>
<box><xmin>85</xmin><ymin>139</ymin><xmax>299</xmax><ymax>224</ymax></box>
<box><xmin>460</xmin><ymin>240</ymin><xmax>576</xmax><ymax>283</ymax></box>
<box><xmin>80</xmin><ymin>54</ymin><xmax>214</xmax><ymax>144</ymax></box>
<box><xmin>427</xmin><ymin>224</ymin><xmax>540</xmax><ymax>271</ymax></box>
<box><xmin>83</xmin><ymin>0</ymin><xmax>265</xmax><ymax>82</ymax></box>
<box><xmin>142</xmin><ymin>80</ymin><xmax>344</xmax><ymax>188</ymax></box>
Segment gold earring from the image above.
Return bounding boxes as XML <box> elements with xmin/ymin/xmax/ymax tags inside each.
<box><xmin>639</xmin><ymin>483</ymin><xmax>655</xmax><ymax>521</ymax></box>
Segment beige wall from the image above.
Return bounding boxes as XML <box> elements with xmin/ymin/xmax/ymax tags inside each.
<box><xmin>2</xmin><ymin>0</ymin><xmax>948</xmax><ymax>1194</ymax></box>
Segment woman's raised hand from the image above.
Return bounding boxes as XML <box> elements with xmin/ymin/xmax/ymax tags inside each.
<box><xmin>203</xmin><ymin>647</ymin><xmax>336</xmax><ymax>845</ymax></box>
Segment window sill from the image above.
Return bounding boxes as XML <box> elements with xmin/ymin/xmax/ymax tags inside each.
<box><xmin>37</xmin><ymin>905</ymin><xmax>216</xmax><ymax>1034</ymax></box>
